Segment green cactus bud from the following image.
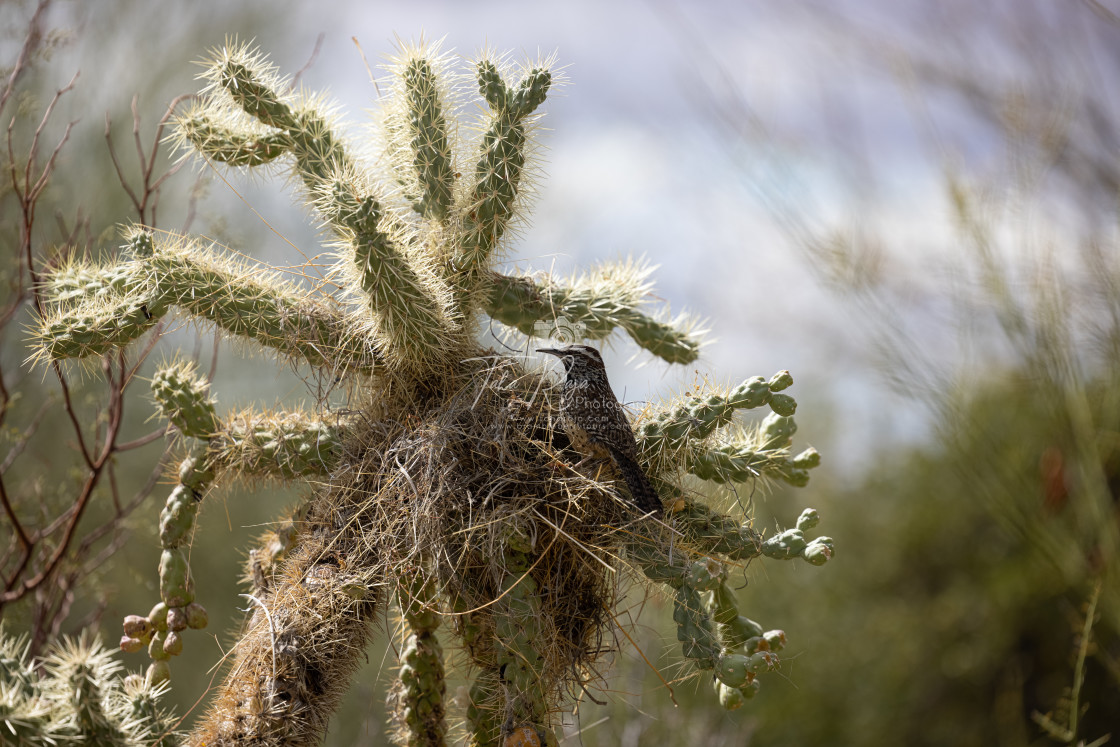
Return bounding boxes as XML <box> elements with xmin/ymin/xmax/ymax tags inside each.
<box><xmin>147</xmin><ymin>602</ymin><xmax>168</xmax><ymax>629</ymax></box>
<box><xmin>158</xmin><ymin>548</ymin><xmax>194</xmax><ymax>607</ymax></box>
<box><xmin>148</xmin><ymin>631</ymin><xmax>169</xmax><ymax>662</ymax></box>
<box><xmin>768</xmin><ymin>392</ymin><xmax>797</xmax><ymax>416</ymax></box>
<box><xmin>146</xmin><ymin>661</ymin><xmax>170</xmax><ymax>686</ymax></box>
<box><xmin>767</xmin><ymin>370</ymin><xmax>793</xmax><ymax>391</ymax></box>
<box><xmin>185</xmin><ymin>603</ymin><xmax>209</xmax><ymax>630</ymax></box>
<box><xmin>760</xmin><ymin>413</ymin><xmax>797</xmax><ymax>449</ymax></box>
<box><xmin>748</xmin><ymin>651</ymin><xmax>778</xmax><ymax>675</ymax></box>
<box><xmin>123</xmin><ymin>226</ymin><xmax>155</xmax><ymax>259</ymax></box>
<box><xmin>803</xmin><ymin>537</ymin><xmax>834</xmax><ymax>565</ymax></box>
<box><xmin>686</xmin><ymin>558</ymin><xmax>725</xmax><ymax>592</ymax></box>
<box><xmin>796</xmin><ymin>508</ymin><xmax>820</xmax><ymax>531</ymax></box>
<box><xmin>763</xmin><ymin>630</ymin><xmax>787</xmax><ymax>651</ymax></box>
<box><xmin>717</xmin><ymin>681</ymin><xmax>746</xmax><ymax>710</ymax></box>
<box><xmin>792</xmin><ymin>447</ymin><xmax>821</xmax><ymax>469</ymax></box>
<box><xmin>717</xmin><ymin>653</ymin><xmax>753</xmax><ymax>688</ymax></box>
<box><xmin>761</xmin><ymin>527</ymin><xmax>808</xmax><ymax>560</ymax></box>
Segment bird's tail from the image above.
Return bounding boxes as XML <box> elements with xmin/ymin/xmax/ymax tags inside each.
<box><xmin>607</xmin><ymin>446</ymin><xmax>663</xmax><ymax>517</ymax></box>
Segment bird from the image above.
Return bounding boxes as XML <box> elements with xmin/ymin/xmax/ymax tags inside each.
<box><xmin>539</xmin><ymin>344</ymin><xmax>662</xmax><ymax>516</ymax></box>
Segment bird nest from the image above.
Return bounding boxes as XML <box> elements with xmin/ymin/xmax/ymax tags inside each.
<box><xmin>315</xmin><ymin>354</ymin><xmax>639</xmax><ymax>731</ymax></box>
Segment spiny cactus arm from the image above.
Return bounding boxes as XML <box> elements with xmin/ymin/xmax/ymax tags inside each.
<box><xmin>466</xmin><ymin>673</ymin><xmax>502</xmax><ymax>747</ymax></box>
<box><xmin>0</xmin><ymin>630</ymin><xmax>181</xmax><ymax>745</ymax></box>
<box><xmin>488</xmin><ymin>541</ymin><xmax>554</xmax><ymax>747</ymax></box>
<box><xmin>451</xmin><ymin>59</ymin><xmax>552</xmax><ymax>300</ymax></box>
<box><xmin>177</xmin><ymin>113</ymin><xmax>291</xmax><ymax>166</ymax></box>
<box><xmin>151</xmin><ymin>360</ymin><xmax>220</xmax><ymax>439</ymax></box>
<box><xmin>685</xmin><ymin>415</ymin><xmax>822</xmax><ymax>487</ymax></box>
<box><xmin>212</xmin><ymin>409</ymin><xmax>343</xmax><ymax>479</ymax></box>
<box><xmin>388</xmin><ymin>576</ymin><xmax>447</xmax><ymax>747</ymax></box>
<box><xmin>32</xmin><ymin>229</ymin><xmax>380</xmax><ymax>374</ymax></box>
<box><xmin>120</xmin><ymin>364</ymin><xmax>217</xmax><ymax>682</ymax></box>
<box><xmin>666</xmin><ymin>491</ymin><xmax>832</xmax><ymax>566</ymax></box>
<box><xmin>705</xmin><ymin>581</ymin><xmax>784</xmax><ymax>710</ymax></box>
<box><xmin>318</xmin><ymin>176</ymin><xmax>460</xmax><ymax>371</ymax></box>
<box><xmin>761</xmin><ymin>508</ymin><xmax>835</xmax><ymax>566</ymax></box>
<box><xmin>626</xmin><ymin>536</ymin><xmax>785</xmax><ymax>709</ymax></box>
<box><xmin>668</xmin><ymin>494</ymin><xmax>763</xmax><ymax>560</ymax></box>
<box><xmin>43</xmin><ymin>261</ymin><xmax>143</xmax><ymax>309</ymax></box>
<box><xmin>152</xmin><ymin>356</ymin><xmax>340</xmax><ymax>488</ymax></box>
<box><xmin>200</xmin><ymin>49</ymin><xmax>353</xmax><ymax>188</ymax></box>
<box><xmin>483</xmin><ymin>267</ymin><xmax>703</xmax><ymax>364</ymax></box>
<box><xmin>120</xmin><ymin>447</ymin><xmax>215</xmax><ymax>685</ymax></box>
<box><xmin>187</xmin><ymin>45</ymin><xmax>460</xmax><ymax>370</ymax></box>
<box><xmin>0</xmin><ymin>630</ymin><xmax>55</xmax><ymax>744</ymax></box>
<box><xmin>118</xmin><ymin>675</ymin><xmax>179</xmax><ymax>747</ymax></box>
<box><xmin>40</xmin><ymin>634</ymin><xmax>152</xmax><ymax>746</ymax></box>
<box><xmin>384</xmin><ymin>47</ymin><xmax>456</xmax><ymax>221</ymax></box>
<box><xmin>145</xmin><ymin>231</ymin><xmax>380</xmax><ymax>373</ymax></box>
<box><xmin>635</xmin><ymin>372</ymin><xmax>798</xmax><ymax>472</ymax></box>
<box><xmin>32</xmin><ymin>290</ymin><xmax>164</xmax><ymax>363</ymax></box>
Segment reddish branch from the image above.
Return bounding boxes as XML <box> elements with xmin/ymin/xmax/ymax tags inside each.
<box><xmin>0</xmin><ymin>0</ymin><xmax>188</xmax><ymax>644</ymax></box>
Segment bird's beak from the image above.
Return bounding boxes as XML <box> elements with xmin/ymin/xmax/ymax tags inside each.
<box><xmin>538</xmin><ymin>348</ymin><xmax>563</xmax><ymax>357</ymax></box>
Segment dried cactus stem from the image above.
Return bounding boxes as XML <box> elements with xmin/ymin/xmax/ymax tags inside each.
<box><xmin>189</xmin><ymin>533</ymin><xmax>381</xmax><ymax>745</ymax></box>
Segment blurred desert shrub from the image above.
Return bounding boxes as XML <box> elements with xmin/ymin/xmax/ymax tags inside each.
<box><xmin>558</xmin><ymin>3</ymin><xmax>1120</xmax><ymax>745</ymax></box>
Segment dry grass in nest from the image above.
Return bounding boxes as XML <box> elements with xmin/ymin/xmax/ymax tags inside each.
<box><xmin>338</xmin><ymin>353</ymin><xmax>648</xmax><ymax>705</ymax></box>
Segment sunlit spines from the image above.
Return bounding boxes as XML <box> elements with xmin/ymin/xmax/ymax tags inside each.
<box><xmin>0</xmin><ymin>631</ymin><xmax>181</xmax><ymax>746</ymax></box>
<box><xmin>186</xmin><ymin>42</ymin><xmax>359</xmax><ymax>211</ymax></box>
<box><xmin>176</xmin><ymin>113</ymin><xmax>291</xmax><ymax>167</ymax></box>
<box><xmin>32</xmin><ymin>229</ymin><xmax>381</xmax><ymax>375</ymax></box>
<box><xmin>213</xmin><ymin>409</ymin><xmax>343</xmax><ymax>479</ymax></box>
<box><xmin>383</xmin><ymin>41</ymin><xmax>458</xmax><ymax>222</ymax></box>
<box><xmin>450</xmin><ymin>54</ymin><xmax>553</xmax><ymax>308</ymax></box>
<box><xmin>320</xmin><ymin>172</ymin><xmax>462</xmax><ymax>371</ymax></box>
<box><xmin>150</xmin><ymin>360</ymin><xmax>220</xmax><ymax>440</ymax></box>
<box><xmin>635</xmin><ymin>373</ymin><xmax>801</xmax><ymax>475</ymax></box>
<box><xmin>483</xmin><ymin>261</ymin><xmax>705</xmax><ymax>364</ymax></box>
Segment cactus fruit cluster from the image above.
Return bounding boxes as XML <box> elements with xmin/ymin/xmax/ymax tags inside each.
<box><xmin>28</xmin><ymin>40</ymin><xmax>832</xmax><ymax>746</ymax></box>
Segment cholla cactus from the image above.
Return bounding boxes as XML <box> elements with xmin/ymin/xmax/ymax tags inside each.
<box><xmin>30</xmin><ymin>40</ymin><xmax>832</xmax><ymax>747</ymax></box>
<box><xmin>0</xmin><ymin>628</ymin><xmax>178</xmax><ymax>746</ymax></box>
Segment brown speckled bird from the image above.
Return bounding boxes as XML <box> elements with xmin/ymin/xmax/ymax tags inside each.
<box><xmin>540</xmin><ymin>344</ymin><xmax>662</xmax><ymax>516</ymax></box>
